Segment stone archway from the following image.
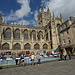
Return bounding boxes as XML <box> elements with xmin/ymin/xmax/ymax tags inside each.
<box><xmin>2</xmin><ymin>43</ymin><xmax>9</xmax><ymax>50</ymax></box>
<box><xmin>34</xmin><ymin>43</ymin><xmax>40</xmax><ymax>50</ymax></box>
<box><xmin>13</xmin><ymin>43</ymin><xmax>21</xmax><ymax>50</ymax></box>
<box><xmin>24</xmin><ymin>43</ymin><xmax>31</xmax><ymax>50</ymax></box>
<box><xmin>43</xmin><ymin>43</ymin><xmax>48</xmax><ymax>49</ymax></box>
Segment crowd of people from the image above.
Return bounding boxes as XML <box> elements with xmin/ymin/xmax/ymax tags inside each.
<box><xmin>15</xmin><ymin>54</ymin><xmax>25</xmax><ymax>66</ymax></box>
<box><xmin>15</xmin><ymin>52</ymin><xmax>41</xmax><ymax>67</ymax></box>
<box><xmin>0</xmin><ymin>50</ymin><xmax>72</xmax><ymax>67</ymax></box>
<box><xmin>59</xmin><ymin>50</ymin><xmax>71</xmax><ymax>62</ymax></box>
<box><xmin>15</xmin><ymin>50</ymin><xmax>72</xmax><ymax>67</ymax></box>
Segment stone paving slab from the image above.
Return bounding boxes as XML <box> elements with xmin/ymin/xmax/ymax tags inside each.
<box><xmin>0</xmin><ymin>59</ymin><xmax>75</xmax><ymax>75</ymax></box>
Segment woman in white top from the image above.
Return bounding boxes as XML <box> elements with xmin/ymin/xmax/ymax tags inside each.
<box><xmin>31</xmin><ymin>54</ymin><xmax>35</xmax><ymax>66</ymax></box>
<box><xmin>63</xmin><ymin>50</ymin><xmax>67</xmax><ymax>60</ymax></box>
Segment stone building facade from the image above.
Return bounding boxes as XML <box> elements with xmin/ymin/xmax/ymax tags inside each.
<box><xmin>59</xmin><ymin>17</ymin><xmax>75</xmax><ymax>54</ymax></box>
<box><xmin>0</xmin><ymin>7</ymin><xmax>63</xmax><ymax>54</ymax></box>
<box><xmin>38</xmin><ymin>6</ymin><xmax>63</xmax><ymax>51</ymax></box>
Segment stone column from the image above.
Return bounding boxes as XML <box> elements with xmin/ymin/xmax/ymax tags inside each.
<box><xmin>40</xmin><ymin>42</ymin><xmax>42</xmax><ymax>50</ymax></box>
<box><xmin>32</xmin><ymin>34</ymin><xmax>33</xmax><ymax>42</ymax></box>
<box><xmin>40</xmin><ymin>35</ymin><xmax>42</xmax><ymax>43</ymax></box>
<box><xmin>44</xmin><ymin>31</ymin><xmax>46</xmax><ymax>41</ymax></box>
<box><xmin>31</xmin><ymin>43</ymin><xmax>34</xmax><ymax>50</ymax></box>
<box><xmin>20</xmin><ymin>29</ymin><xmax>22</xmax><ymax>40</ymax></box>
<box><xmin>43</xmin><ymin>31</ymin><xmax>45</xmax><ymax>41</ymax></box>
<box><xmin>2</xmin><ymin>28</ymin><xmax>4</xmax><ymax>40</ymax></box>
<box><xmin>28</xmin><ymin>30</ymin><xmax>30</xmax><ymax>40</ymax></box>
<box><xmin>36</xmin><ymin>31</ymin><xmax>37</xmax><ymax>41</ymax></box>
<box><xmin>20</xmin><ymin>29</ymin><xmax>24</xmax><ymax>50</ymax></box>
<box><xmin>48</xmin><ymin>30</ymin><xmax>50</xmax><ymax>41</ymax></box>
<box><xmin>1</xmin><ymin>28</ymin><xmax>4</xmax><ymax>50</ymax></box>
<box><xmin>11</xmin><ymin>27</ymin><xmax>13</xmax><ymax>50</ymax></box>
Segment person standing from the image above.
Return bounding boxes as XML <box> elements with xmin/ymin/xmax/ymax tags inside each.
<box><xmin>36</xmin><ymin>53</ymin><xmax>40</xmax><ymax>65</ymax></box>
<box><xmin>15</xmin><ymin>53</ymin><xmax>19</xmax><ymax>65</ymax></box>
<box><xmin>59</xmin><ymin>51</ymin><xmax>63</xmax><ymax>62</ymax></box>
<box><xmin>31</xmin><ymin>53</ymin><xmax>35</xmax><ymax>66</ymax></box>
<box><xmin>63</xmin><ymin>50</ymin><xmax>67</xmax><ymax>60</ymax></box>
<box><xmin>15</xmin><ymin>58</ymin><xmax>18</xmax><ymax>65</ymax></box>
<box><xmin>21</xmin><ymin>55</ymin><xmax>25</xmax><ymax>67</ymax></box>
<box><xmin>68</xmin><ymin>51</ymin><xmax>71</xmax><ymax>60</ymax></box>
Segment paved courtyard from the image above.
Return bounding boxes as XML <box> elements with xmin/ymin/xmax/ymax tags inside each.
<box><xmin>0</xmin><ymin>59</ymin><xmax>75</xmax><ymax>75</ymax></box>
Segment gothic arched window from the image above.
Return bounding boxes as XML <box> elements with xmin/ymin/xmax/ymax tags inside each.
<box><xmin>32</xmin><ymin>30</ymin><xmax>36</xmax><ymax>41</ymax></box>
<box><xmin>24</xmin><ymin>43</ymin><xmax>31</xmax><ymax>50</ymax></box>
<box><xmin>38</xmin><ymin>31</ymin><xmax>43</xmax><ymax>40</ymax></box>
<box><xmin>14</xmin><ymin>43</ymin><xmax>21</xmax><ymax>50</ymax></box>
<box><xmin>45</xmin><ymin>30</ymin><xmax>48</xmax><ymax>40</ymax></box>
<box><xmin>24</xmin><ymin>30</ymin><xmax>28</xmax><ymax>40</ymax></box>
<box><xmin>2</xmin><ymin>43</ymin><xmax>9</xmax><ymax>50</ymax></box>
<box><xmin>46</xmin><ymin>33</ymin><xmax>48</xmax><ymax>40</ymax></box>
<box><xmin>4</xmin><ymin>28</ymin><xmax>11</xmax><ymax>40</ymax></box>
<box><xmin>14</xmin><ymin>29</ymin><xmax>20</xmax><ymax>39</ymax></box>
<box><xmin>34</xmin><ymin>43</ymin><xmax>40</xmax><ymax>49</ymax></box>
<box><xmin>43</xmin><ymin>44</ymin><xmax>48</xmax><ymax>49</ymax></box>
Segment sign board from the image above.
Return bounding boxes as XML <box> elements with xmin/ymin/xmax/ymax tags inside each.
<box><xmin>54</xmin><ymin>50</ymin><xmax>59</xmax><ymax>54</ymax></box>
<box><xmin>6</xmin><ymin>58</ymin><xmax>12</xmax><ymax>60</ymax></box>
<box><xmin>38</xmin><ymin>50</ymin><xmax>44</xmax><ymax>55</ymax></box>
<box><xmin>16</xmin><ymin>58</ymin><xmax>20</xmax><ymax>59</ymax></box>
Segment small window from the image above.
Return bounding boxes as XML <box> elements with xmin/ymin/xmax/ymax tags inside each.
<box><xmin>66</xmin><ymin>30</ymin><xmax>69</xmax><ymax>34</ymax></box>
<box><xmin>65</xmin><ymin>24</ymin><xmax>67</xmax><ymax>27</ymax></box>
<box><xmin>63</xmin><ymin>39</ymin><xmax>65</xmax><ymax>44</ymax></box>
<box><xmin>67</xmin><ymin>38</ymin><xmax>70</xmax><ymax>44</ymax></box>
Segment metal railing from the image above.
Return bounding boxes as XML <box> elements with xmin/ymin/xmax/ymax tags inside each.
<box><xmin>0</xmin><ymin>57</ymin><xmax>59</xmax><ymax>68</ymax></box>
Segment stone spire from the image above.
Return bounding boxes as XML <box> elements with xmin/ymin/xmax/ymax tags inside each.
<box><xmin>60</xmin><ymin>13</ymin><xmax>63</xmax><ymax>23</ymax></box>
<box><xmin>41</xmin><ymin>6</ymin><xmax>44</xmax><ymax>13</ymax></box>
<box><xmin>60</xmin><ymin>13</ymin><xmax>62</xmax><ymax>18</ymax></box>
<box><xmin>53</xmin><ymin>12</ymin><xmax>55</xmax><ymax>21</ymax></box>
<box><xmin>47</xmin><ymin>8</ymin><xmax>50</xmax><ymax>13</ymax></box>
<box><xmin>47</xmin><ymin>7</ymin><xmax>51</xmax><ymax>21</ymax></box>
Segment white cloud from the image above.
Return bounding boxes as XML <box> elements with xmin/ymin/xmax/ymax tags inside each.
<box><xmin>15</xmin><ymin>0</ymin><xmax>31</xmax><ymax>18</ymax></box>
<box><xmin>41</xmin><ymin>0</ymin><xmax>75</xmax><ymax>21</ymax></box>
<box><xmin>18</xmin><ymin>19</ymin><xmax>29</xmax><ymax>25</ymax></box>
<box><xmin>3</xmin><ymin>0</ymin><xmax>31</xmax><ymax>25</ymax></box>
<box><xmin>4</xmin><ymin>10</ymin><xmax>17</xmax><ymax>21</ymax></box>
<box><xmin>29</xmin><ymin>10</ymin><xmax>38</xmax><ymax>26</ymax></box>
<box><xmin>34</xmin><ymin>10</ymin><xmax>38</xmax><ymax>22</ymax></box>
<box><xmin>0</xmin><ymin>11</ymin><xmax>2</xmax><ymax>14</ymax></box>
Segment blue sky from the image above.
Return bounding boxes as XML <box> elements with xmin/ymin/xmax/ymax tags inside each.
<box><xmin>0</xmin><ymin>0</ymin><xmax>75</xmax><ymax>26</ymax></box>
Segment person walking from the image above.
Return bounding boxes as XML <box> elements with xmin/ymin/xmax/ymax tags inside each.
<box><xmin>15</xmin><ymin>53</ymin><xmax>19</xmax><ymax>65</ymax></box>
<box><xmin>68</xmin><ymin>51</ymin><xmax>71</xmax><ymax>60</ymax></box>
<box><xmin>63</xmin><ymin>50</ymin><xmax>67</xmax><ymax>60</ymax></box>
<box><xmin>31</xmin><ymin>53</ymin><xmax>35</xmax><ymax>66</ymax></box>
<box><xmin>15</xmin><ymin>58</ymin><xmax>18</xmax><ymax>65</ymax></box>
<box><xmin>59</xmin><ymin>51</ymin><xmax>63</xmax><ymax>62</ymax></box>
<box><xmin>36</xmin><ymin>53</ymin><xmax>41</xmax><ymax>65</ymax></box>
<box><xmin>21</xmin><ymin>55</ymin><xmax>25</xmax><ymax>67</ymax></box>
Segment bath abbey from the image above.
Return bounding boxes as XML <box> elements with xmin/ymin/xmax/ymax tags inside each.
<box><xmin>0</xmin><ymin>6</ymin><xmax>75</xmax><ymax>54</ymax></box>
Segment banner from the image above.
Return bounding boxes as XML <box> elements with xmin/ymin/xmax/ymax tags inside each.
<box><xmin>54</xmin><ymin>50</ymin><xmax>59</xmax><ymax>53</ymax></box>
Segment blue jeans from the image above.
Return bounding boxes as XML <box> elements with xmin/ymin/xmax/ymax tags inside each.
<box><xmin>69</xmin><ymin>55</ymin><xmax>71</xmax><ymax>60</ymax></box>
